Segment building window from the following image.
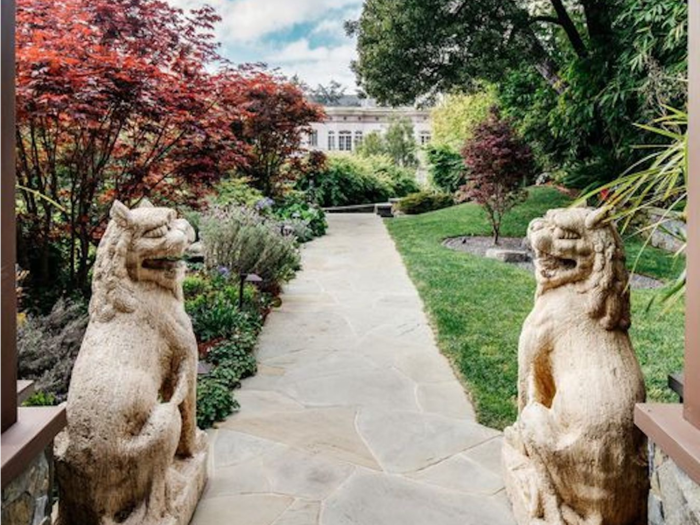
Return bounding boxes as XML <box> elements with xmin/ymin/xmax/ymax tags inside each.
<box><xmin>420</xmin><ymin>131</ymin><xmax>431</xmax><ymax>145</ymax></box>
<box><xmin>355</xmin><ymin>131</ymin><xmax>363</xmax><ymax>148</ymax></box>
<box><xmin>339</xmin><ymin>131</ymin><xmax>353</xmax><ymax>151</ymax></box>
<box><xmin>309</xmin><ymin>130</ymin><xmax>318</xmax><ymax>147</ymax></box>
<box><xmin>328</xmin><ymin>131</ymin><xmax>335</xmax><ymax>150</ymax></box>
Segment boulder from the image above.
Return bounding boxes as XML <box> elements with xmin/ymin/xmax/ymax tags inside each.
<box><xmin>485</xmin><ymin>248</ymin><xmax>531</xmax><ymax>263</ymax></box>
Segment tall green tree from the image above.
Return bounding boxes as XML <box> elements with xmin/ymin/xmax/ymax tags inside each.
<box><xmin>356</xmin><ymin>118</ymin><xmax>418</xmax><ymax>168</ymax></box>
<box><xmin>347</xmin><ymin>0</ymin><xmax>622</xmax><ymax>104</ymax></box>
<box><xmin>384</xmin><ymin>117</ymin><xmax>418</xmax><ymax>168</ymax></box>
<box><xmin>431</xmin><ymin>89</ymin><xmax>497</xmax><ymax>149</ymax></box>
<box><xmin>355</xmin><ymin>131</ymin><xmax>385</xmax><ymax>157</ymax></box>
<box><xmin>350</xmin><ymin>0</ymin><xmax>687</xmax><ymax>188</ymax></box>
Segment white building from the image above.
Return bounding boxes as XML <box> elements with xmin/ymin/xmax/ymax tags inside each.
<box><xmin>305</xmin><ymin>106</ymin><xmax>432</xmax><ymax>153</ymax></box>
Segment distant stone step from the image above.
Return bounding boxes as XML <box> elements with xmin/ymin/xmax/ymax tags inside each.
<box><xmin>324</xmin><ymin>203</ymin><xmax>394</xmax><ymax>217</ymax></box>
<box><xmin>374</xmin><ymin>203</ymin><xmax>394</xmax><ymax>218</ymax></box>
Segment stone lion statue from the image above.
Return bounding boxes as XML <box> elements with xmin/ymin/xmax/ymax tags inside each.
<box><xmin>502</xmin><ymin>207</ymin><xmax>648</xmax><ymax>525</ymax></box>
<box><xmin>56</xmin><ymin>200</ymin><xmax>207</xmax><ymax>525</ymax></box>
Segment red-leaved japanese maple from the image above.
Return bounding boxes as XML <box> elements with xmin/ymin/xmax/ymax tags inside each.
<box><xmin>15</xmin><ymin>0</ymin><xmax>244</xmax><ymax>298</ymax></box>
<box><xmin>222</xmin><ymin>70</ymin><xmax>325</xmax><ymax>197</ymax></box>
<box><xmin>459</xmin><ymin>110</ymin><xmax>535</xmax><ymax>244</ymax></box>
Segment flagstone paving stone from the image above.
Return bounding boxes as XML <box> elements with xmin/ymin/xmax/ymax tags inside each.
<box><xmin>190</xmin><ymin>214</ymin><xmax>515</xmax><ymax>525</ymax></box>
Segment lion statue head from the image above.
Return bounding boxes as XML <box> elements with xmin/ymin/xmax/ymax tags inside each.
<box><xmin>527</xmin><ymin>207</ymin><xmax>630</xmax><ymax>331</ymax></box>
<box><xmin>90</xmin><ymin>200</ymin><xmax>196</xmax><ymax>322</ymax></box>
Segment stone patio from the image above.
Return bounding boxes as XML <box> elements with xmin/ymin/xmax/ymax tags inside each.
<box><xmin>190</xmin><ymin>214</ymin><xmax>515</xmax><ymax>525</ymax></box>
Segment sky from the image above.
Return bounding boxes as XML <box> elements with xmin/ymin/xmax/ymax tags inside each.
<box><xmin>167</xmin><ymin>0</ymin><xmax>363</xmax><ymax>91</ymax></box>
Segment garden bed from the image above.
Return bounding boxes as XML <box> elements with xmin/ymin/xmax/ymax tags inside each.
<box><xmin>443</xmin><ymin>235</ymin><xmax>664</xmax><ymax>289</ymax></box>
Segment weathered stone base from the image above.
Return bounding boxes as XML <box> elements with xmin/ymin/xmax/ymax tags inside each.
<box><xmin>169</xmin><ymin>431</ymin><xmax>209</xmax><ymax>525</ymax></box>
<box><xmin>55</xmin><ymin>430</ymin><xmax>208</xmax><ymax>525</ymax></box>
<box><xmin>502</xmin><ymin>425</ymin><xmax>559</xmax><ymax>525</ymax></box>
<box><xmin>648</xmin><ymin>441</ymin><xmax>700</xmax><ymax>525</ymax></box>
<box><xmin>502</xmin><ymin>429</ymin><xmax>537</xmax><ymax>525</ymax></box>
<box><xmin>1</xmin><ymin>446</ymin><xmax>53</xmax><ymax>525</ymax></box>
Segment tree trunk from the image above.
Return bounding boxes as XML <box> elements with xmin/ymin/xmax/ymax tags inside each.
<box><xmin>579</xmin><ymin>0</ymin><xmax>616</xmax><ymax>50</ymax></box>
<box><xmin>518</xmin><ymin>25</ymin><xmax>565</xmax><ymax>94</ymax></box>
<box><xmin>549</xmin><ymin>0</ymin><xmax>588</xmax><ymax>58</ymax></box>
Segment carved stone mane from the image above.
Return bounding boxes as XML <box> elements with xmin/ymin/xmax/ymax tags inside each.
<box><xmin>56</xmin><ymin>200</ymin><xmax>207</xmax><ymax>525</ymax></box>
<box><xmin>503</xmin><ymin>207</ymin><xmax>647</xmax><ymax>525</ymax></box>
<box><xmin>89</xmin><ymin>219</ymin><xmax>136</xmax><ymax>322</ymax></box>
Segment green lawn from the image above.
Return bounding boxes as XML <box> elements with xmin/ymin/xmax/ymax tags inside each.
<box><xmin>386</xmin><ymin>186</ymin><xmax>685</xmax><ymax>430</ymax></box>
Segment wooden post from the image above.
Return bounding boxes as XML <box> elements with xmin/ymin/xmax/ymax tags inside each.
<box><xmin>686</xmin><ymin>0</ymin><xmax>700</xmax><ymax>430</ymax></box>
<box><xmin>1</xmin><ymin>0</ymin><xmax>18</xmax><ymax>433</ymax></box>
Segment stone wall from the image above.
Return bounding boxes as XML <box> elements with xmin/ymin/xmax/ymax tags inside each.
<box><xmin>1</xmin><ymin>446</ymin><xmax>53</xmax><ymax>525</ymax></box>
<box><xmin>648</xmin><ymin>441</ymin><xmax>700</xmax><ymax>525</ymax></box>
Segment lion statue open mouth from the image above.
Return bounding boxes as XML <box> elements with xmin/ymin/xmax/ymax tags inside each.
<box><xmin>56</xmin><ymin>200</ymin><xmax>207</xmax><ymax>525</ymax></box>
<box><xmin>503</xmin><ymin>207</ymin><xmax>648</xmax><ymax>525</ymax></box>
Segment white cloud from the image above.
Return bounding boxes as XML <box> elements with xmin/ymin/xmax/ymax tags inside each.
<box><xmin>166</xmin><ymin>0</ymin><xmax>362</xmax><ymax>89</ymax></box>
<box><xmin>169</xmin><ymin>0</ymin><xmax>361</xmax><ymax>44</ymax></box>
<box><xmin>270</xmin><ymin>39</ymin><xmax>358</xmax><ymax>88</ymax></box>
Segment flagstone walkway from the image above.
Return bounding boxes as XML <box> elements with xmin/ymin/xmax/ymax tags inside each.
<box><xmin>191</xmin><ymin>214</ymin><xmax>516</xmax><ymax>525</ymax></box>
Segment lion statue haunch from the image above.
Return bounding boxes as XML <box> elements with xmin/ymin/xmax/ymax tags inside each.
<box><xmin>502</xmin><ymin>207</ymin><xmax>648</xmax><ymax>525</ymax></box>
<box><xmin>56</xmin><ymin>200</ymin><xmax>207</xmax><ymax>525</ymax></box>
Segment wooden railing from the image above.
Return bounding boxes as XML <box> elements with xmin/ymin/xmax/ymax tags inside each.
<box><xmin>0</xmin><ymin>0</ymin><xmax>67</xmax><ymax>489</ymax></box>
<box><xmin>1</xmin><ymin>0</ymin><xmax>17</xmax><ymax>435</ymax></box>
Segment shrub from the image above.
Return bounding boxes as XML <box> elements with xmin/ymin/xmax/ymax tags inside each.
<box><xmin>187</xmin><ymin>293</ymin><xmax>237</xmax><ymax>341</ymax></box>
<box><xmin>23</xmin><ymin>391</ymin><xmax>57</xmax><ymax>407</ymax></box>
<box><xmin>209</xmin><ymin>177</ymin><xmax>265</xmax><ymax>207</ymax></box>
<box><xmin>184</xmin><ymin>266</ymin><xmax>267</xmax><ymax>358</ymax></box>
<box><xmin>372</xmin><ymin>160</ymin><xmax>420</xmax><ymax>196</ymax></box>
<box><xmin>200</xmin><ymin>206</ymin><xmax>301</xmax><ymax>285</ymax></box>
<box><xmin>299</xmin><ymin>155</ymin><xmax>392</xmax><ymax>206</ymax></box>
<box><xmin>18</xmin><ymin>298</ymin><xmax>89</xmax><ymax>402</ymax></box>
<box><xmin>196</xmin><ymin>376</ymin><xmax>239</xmax><ymax>428</ymax></box>
<box><xmin>274</xmin><ymin>195</ymin><xmax>328</xmax><ymax>241</ymax></box>
<box><xmin>425</xmin><ymin>144</ymin><xmax>467</xmax><ymax>193</ymax></box>
<box><xmin>459</xmin><ymin>109</ymin><xmax>534</xmax><ymax>244</ymax></box>
<box><xmin>397</xmin><ymin>192</ymin><xmax>454</xmax><ymax>215</ymax></box>
<box><xmin>298</xmin><ymin>154</ymin><xmax>418</xmax><ymax>207</ymax></box>
<box><xmin>207</xmin><ymin>341</ymin><xmax>258</xmax><ymax>379</ymax></box>
<box><xmin>185</xmin><ymin>267</ymin><xmax>264</xmax><ymax>429</ymax></box>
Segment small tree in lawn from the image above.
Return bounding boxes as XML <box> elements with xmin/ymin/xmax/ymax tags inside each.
<box><xmin>459</xmin><ymin>110</ymin><xmax>534</xmax><ymax>245</ymax></box>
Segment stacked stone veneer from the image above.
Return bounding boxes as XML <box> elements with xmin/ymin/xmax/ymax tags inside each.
<box><xmin>648</xmin><ymin>441</ymin><xmax>700</xmax><ymax>525</ymax></box>
<box><xmin>1</xmin><ymin>446</ymin><xmax>53</xmax><ymax>525</ymax></box>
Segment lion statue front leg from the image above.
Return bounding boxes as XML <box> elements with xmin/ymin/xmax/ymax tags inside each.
<box><xmin>175</xmin><ymin>359</ymin><xmax>198</xmax><ymax>458</ymax></box>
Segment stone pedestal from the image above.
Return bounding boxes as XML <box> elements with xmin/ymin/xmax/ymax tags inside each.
<box><xmin>1</xmin><ymin>446</ymin><xmax>53</xmax><ymax>525</ymax></box>
<box><xmin>648</xmin><ymin>442</ymin><xmax>700</xmax><ymax>525</ymax></box>
<box><xmin>169</xmin><ymin>433</ymin><xmax>209</xmax><ymax>525</ymax></box>
<box><xmin>502</xmin><ymin>435</ymin><xmax>539</xmax><ymax>524</ymax></box>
